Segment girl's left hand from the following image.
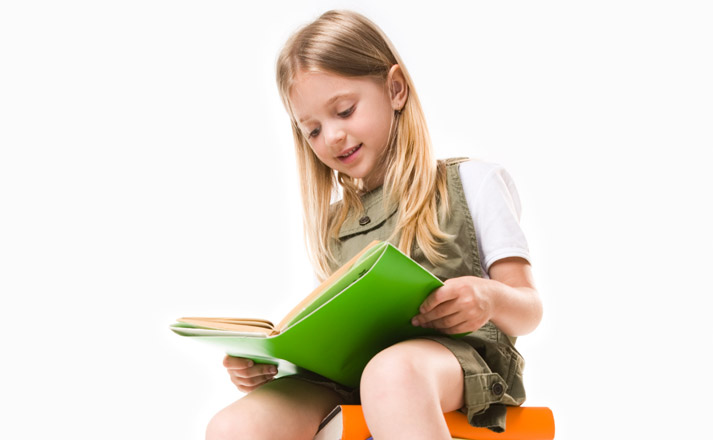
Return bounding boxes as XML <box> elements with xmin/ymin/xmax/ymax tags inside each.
<box><xmin>411</xmin><ymin>276</ymin><xmax>496</xmax><ymax>334</ymax></box>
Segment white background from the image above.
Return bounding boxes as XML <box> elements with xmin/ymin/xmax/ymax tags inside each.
<box><xmin>1</xmin><ymin>1</ymin><xmax>711</xmax><ymax>439</ymax></box>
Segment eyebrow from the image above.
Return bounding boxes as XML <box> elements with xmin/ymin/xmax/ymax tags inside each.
<box><xmin>298</xmin><ymin>92</ymin><xmax>355</xmax><ymax>124</ymax></box>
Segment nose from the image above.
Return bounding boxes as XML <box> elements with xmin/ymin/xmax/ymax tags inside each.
<box><xmin>323</xmin><ymin>122</ymin><xmax>346</xmax><ymax>148</ymax></box>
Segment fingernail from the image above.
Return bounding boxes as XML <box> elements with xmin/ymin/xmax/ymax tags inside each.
<box><xmin>247</xmin><ymin>360</ymin><xmax>254</xmax><ymax>367</ymax></box>
<box><xmin>411</xmin><ymin>317</ymin><xmax>419</xmax><ymax>326</ymax></box>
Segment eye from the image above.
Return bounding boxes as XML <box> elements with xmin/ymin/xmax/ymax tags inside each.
<box><xmin>308</xmin><ymin>127</ymin><xmax>321</xmax><ymax>138</ymax></box>
<box><xmin>338</xmin><ymin>106</ymin><xmax>355</xmax><ymax>118</ymax></box>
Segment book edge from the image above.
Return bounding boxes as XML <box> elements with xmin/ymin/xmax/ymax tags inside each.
<box><xmin>274</xmin><ymin>240</ymin><xmax>383</xmax><ymax>332</ymax></box>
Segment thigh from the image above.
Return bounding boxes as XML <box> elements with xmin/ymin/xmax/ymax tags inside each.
<box><xmin>362</xmin><ymin>338</ymin><xmax>465</xmax><ymax>412</ymax></box>
<box><xmin>403</xmin><ymin>338</ymin><xmax>465</xmax><ymax>412</ymax></box>
<box><xmin>207</xmin><ymin>377</ymin><xmax>342</xmax><ymax>440</ymax></box>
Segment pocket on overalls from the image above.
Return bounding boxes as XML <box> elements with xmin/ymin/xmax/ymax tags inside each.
<box><xmin>493</xmin><ymin>325</ymin><xmax>526</xmax><ymax>405</ymax></box>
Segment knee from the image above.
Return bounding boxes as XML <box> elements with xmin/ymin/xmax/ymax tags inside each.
<box><xmin>360</xmin><ymin>342</ymin><xmax>430</xmax><ymax>404</ymax></box>
<box><xmin>205</xmin><ymin>402</ymin><xmax>263</xmax><ymax>440</ymax></box>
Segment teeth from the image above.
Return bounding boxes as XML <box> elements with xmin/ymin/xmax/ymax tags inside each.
<box><xmin>340</xmin><ymin>145</ymin><xmax>360</xmax><ymax>158</ymax></box>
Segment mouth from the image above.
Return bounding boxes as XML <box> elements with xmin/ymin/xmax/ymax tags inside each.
<box><xmin>337</xmin><ymin>144</ymin><xmax>362</xmax><ymax>160</ymax></box>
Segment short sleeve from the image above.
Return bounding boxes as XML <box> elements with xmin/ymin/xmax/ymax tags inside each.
<box><xmin>458</xmin><ymin>160</ymin><xmax>531</xmax><ymax>277</ymax></box>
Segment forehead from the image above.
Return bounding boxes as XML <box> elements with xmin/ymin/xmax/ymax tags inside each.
<box><xmin>289</xmin><ymin>70</ymin><xmax>385</xmax><ymax>123</ymax></box>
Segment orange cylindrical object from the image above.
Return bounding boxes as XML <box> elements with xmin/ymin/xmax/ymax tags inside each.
<box><xmin>339</xmin><ymin>405</ymin><xmax>555</xmax><ymax>440</ymax></box>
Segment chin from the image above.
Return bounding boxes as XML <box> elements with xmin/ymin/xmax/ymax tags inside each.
<box><xmin>336</xmin><ymin>165</ymin><xmax>367</xmax><ymax>180</ymax></box>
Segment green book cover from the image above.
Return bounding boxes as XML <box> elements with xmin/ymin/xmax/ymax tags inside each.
<box><xmin>170</xmin><ymin>241</ymin><xmax>445</xmax><ymax>387</ymax></box>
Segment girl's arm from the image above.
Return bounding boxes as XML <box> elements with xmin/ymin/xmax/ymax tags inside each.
<box><xmin>411</xmin><ymin>257</ymin><xmax>542</xmax><ymax>337</ymax></box>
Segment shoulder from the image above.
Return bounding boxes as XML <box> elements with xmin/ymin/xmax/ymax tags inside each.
<box><xmin>453</xmin><ymin>159</ymin><xmax>530</xmax><ymax>273</ymax></box>
<box><xmin>454</xmin><ymin>158</ymin><xmax>525</xmax><ymax>232</ymax></box>
<box><xmin>455</xmin><ymin>159</ymin><xmax>519</xmax><ymax>202</ymax></box>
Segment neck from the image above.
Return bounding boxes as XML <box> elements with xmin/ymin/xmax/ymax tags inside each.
<box><xmin>361</xmin><ymin>166</ymin><xmax>386</xmax><ymax>193</ymax></box>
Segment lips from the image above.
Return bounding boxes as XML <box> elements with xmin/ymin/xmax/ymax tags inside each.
<box><xmin>338</xmin><ymin>144</ymin><xmax>362</xmax><ymax>159</ymax></box>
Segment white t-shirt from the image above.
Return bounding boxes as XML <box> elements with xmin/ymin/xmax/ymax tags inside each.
<box><xmin>458</xmin><ymin>160</ymin><xmax>530</xmax><ymax>278</ymax></box>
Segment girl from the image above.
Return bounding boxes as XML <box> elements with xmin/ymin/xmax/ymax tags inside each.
<box><xmin>207</xmin><ymin>10</ymin><xmax>542</xmax><ymax>440</ymax></box>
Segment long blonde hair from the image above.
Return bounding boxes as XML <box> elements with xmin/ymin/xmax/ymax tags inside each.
<box><xmin>276</xmin><ymin>10</ymin><xmax>451</xmax><ymax>281</ymax></box>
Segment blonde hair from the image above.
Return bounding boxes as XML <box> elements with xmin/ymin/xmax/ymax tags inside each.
<box><xmin>276</xmin><ymin>10</ymin><xmax>451</xmax><ymax>281</ymax></box>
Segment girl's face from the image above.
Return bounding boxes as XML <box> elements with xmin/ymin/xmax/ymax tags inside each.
<box><xmin>289</xmin><ymin>70</ymin><xmax>400</xmax><ymax>191</ymax></box>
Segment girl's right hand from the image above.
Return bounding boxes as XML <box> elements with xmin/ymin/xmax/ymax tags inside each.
<box><xmin>223</xmin><ymin>355</ymin><xmax>278</xmax><ymax>393</ymax></box>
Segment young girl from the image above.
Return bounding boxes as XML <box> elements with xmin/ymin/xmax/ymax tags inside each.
<box><xmin>206</xmin><ymin>10</ymin><xmax>542</xmax><ymax>440</ymax></box>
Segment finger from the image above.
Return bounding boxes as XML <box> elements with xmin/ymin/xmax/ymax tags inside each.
<box><xmin>237</xmin><ymin>378</ymin><xmax>275</xmax><ymax>394</ymax></box>
<box><xmin>426</xmin><ymin>312</ymin><xmax>467</xmax><ymax>332</ymax></box>
<box><xmin>441</xmin><ymin>313</ymin><xmax>491</xmax><ymax>334</ymax></box>
<box><xmin>419</xmin><ymin>285</ymin><xmax>457</xmax><ymax>314</ymax></box>
<box><xmin>236</xmin><ymin>376</ymin><xmax>275</xmax><ymax>394</ymax></box>
<box><xmin>228</xmin><ymin>363</ymin><xmax>278</xmax><ymax>378</ymax></box>
<box><xmin>230</xmin><ymin>371</ymin><xmax>275</xmax><ymax>388</ymax></box>
<box><xmin>223</xmin><ymin>355</ymin><xmax>255</xmax><ymax>370</ymax></box>
<box><xmin>231</xmin><ymin>372</ymin><xmax>277</xmax><ymax>387</ymax></box>
<box><xmin>245</xmin><ymin>364</ymin><xmax>278</xmax><ymax>378</ymax></box>
<box><xmin>412</xmin><ymin>299</ymin><xmax>457</xmax><ymax>326</ymax></box>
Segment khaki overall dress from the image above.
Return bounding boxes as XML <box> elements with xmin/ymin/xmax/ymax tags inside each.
<box><xmin>300</xmin><ymin>158</ymin><xmax>526</xmax><ymax>432</ymax></box>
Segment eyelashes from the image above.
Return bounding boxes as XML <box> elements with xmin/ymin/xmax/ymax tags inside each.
<box><xmin>306</xmin><ymin>105</ymin><xmax>356</xmax><ymax>139</ymax></box>
<box><xmin>337</xmin><ymin>106</ymin><xmax>355</xmax><ymax>118</ymax></box>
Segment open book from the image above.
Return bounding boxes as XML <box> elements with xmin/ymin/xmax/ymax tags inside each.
<box><xmin>176</xmin><ymin>240</ymin><xmax>388</xmax><ymax>336</ymax></box>
<box><xmin>170</xmin><ymin>241</ymin><xmax>445</xmax><ymax>387</ymax></box>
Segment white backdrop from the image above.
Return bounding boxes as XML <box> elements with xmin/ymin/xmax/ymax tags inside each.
<box><xmin>1</xmin><ymin>1</ymin><xmax>711</xmax><ymax>439</ymax></box>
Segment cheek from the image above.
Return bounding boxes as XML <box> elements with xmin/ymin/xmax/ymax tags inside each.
<box><xmin>368</xmin><ymin>96</ymin><xmax>395</xmax><ymax>140</ymax></box>
<box><xmin>307</xmin><ymin>140</ymin><xmax>331</xmax><ymax>163</ymax></box>
<box><xmin>356</xmin><ymin>108</ymin><xmax>392</xmax><ymax>143</ymax></box>
<box><xmin>370</xmin><ymin>108</ymin><xmax>394</xmax><ymax>144</ymax></box>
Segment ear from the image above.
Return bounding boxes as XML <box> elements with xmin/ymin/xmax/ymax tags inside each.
<box><xmin>386</xmin><ymin>64</ymin><xmax>408</xmax><ymax>111</ymax></box>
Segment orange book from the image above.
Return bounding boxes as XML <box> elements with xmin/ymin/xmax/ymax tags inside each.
<box><xmin>314</xmin><ymin>405</ymin><xmax>555</xmax><ymax>440</ymax></box>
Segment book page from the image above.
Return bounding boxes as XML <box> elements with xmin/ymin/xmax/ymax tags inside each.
<box><xmin>275</xmin><ymin>241</ymin><xmax>385</xmax><ymax>332</ymax></box>
<box><xmin>177</xmin><ymin>317</ymin><xmax>274</xmax><ymax>335</ymax></box>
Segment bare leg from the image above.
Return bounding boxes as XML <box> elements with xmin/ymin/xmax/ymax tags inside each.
<box><xmin>360</xmin><ymin>339</ymin><xmax>464</xmax><ymax>440</ymax></box>
<box><xmin>206</xmin><ymin>377</ymin><xmax>342</xmax><ymax>440</ymax></box>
